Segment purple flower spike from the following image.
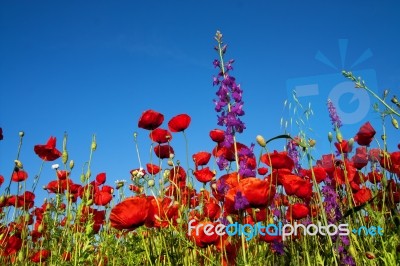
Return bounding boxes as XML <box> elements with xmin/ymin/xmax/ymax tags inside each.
<box><xmin>234</xmin><ymin>191</ymin><xmax>249</xmax><ymax>210</ymax></box>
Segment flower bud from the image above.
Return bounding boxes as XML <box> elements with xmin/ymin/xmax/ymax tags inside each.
<box><xmin>381</xmin><ymin>135</ymin><xmax>386</xmax><ymax>140</ymax></box>
<box><xmin>256</xmin><ymin>135</ymin><xmax>266</xmax><ymax>147</ymax></box>
<box><xmin>348</xmin><ymin>138</ymin><xmax>354</xmax><ymax>149</ymax></box>
<box><xmin>38</xmin><ymin>224</ymin><xmax>44</xmax><ymax>233</ymax></box>
<box><xmin>391</xmin><ymin>96</ymin><xmax>398</xmax><ymax>104</ymax></box>
<box><xmin>19</xmin><ymin>131</ymin><xmax>24</xmax><ymax>137</ymax></box>
<box><xmin>309</xmin><ymin>139</ymin><xmax>316</xmax><ymax>147</ymax></box>
<box><xmin>14</xmin><ymin>160</ymin><xmax>23</xmax><ymax>169</ymax></box>
<box><xmin>51</xmin><ymin>164</ymin><xmax>59</xmax><ymax>170</ymax></box>
<box><xmin>147</xmin><ymin>179</ymin><xmax>155</xmax><ymax>187</ymax></box>
<box><xmin>328</xmin><ymin>132</ymin><xmax>333</xmax><ymax>143</ymax></box>
<box><xmin>167</xmin><ymin>160</ymin><xmax>174</xmax><ymax>167</ymax></box>
<box><xmin>91</xmin><ymin>135</ymin><xmax>97</xmax><ymax>151</ymax></box>
<box><xmin>365</xmin><ymin>251</ymin><xmax>375</xmax><ymax>260</ymax></box>
<box><xmin>383</xmin><ymin>89</ymin><xmax>389</xmax><ymax>98</ymax></box>
<box><xmin>80</xmin><ymin>174</ymin><xmax>86</xmax><ymax>183</ymax></box>
<box><xmin>85</xmin><ymin>169</ymin><xmax>91</xmax><ymax>179</ymax></box>
<box><xmin>69</xmin><ymin>160</ymin><xmax>74</xmax><ymax>170</ymax></box>
<box><xmin>336</xmin><ymin>131</ymin><xmax>343</xmax><ymax>143</ymax></box>
<box><xmin>62</xmin><ymin>150</ymin><xmax>68</xmax><ymax>164</ymax></box>
<box><xmin>392</xmin><ymin>118</ymin><xmax>399</xmax><ymax>129</ymax></box>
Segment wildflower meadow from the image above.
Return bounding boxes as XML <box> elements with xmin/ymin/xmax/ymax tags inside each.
<box><xmin>0</xmin><ymin>31</ymin><xmax>399</xmax><ymax>266</ymax></box>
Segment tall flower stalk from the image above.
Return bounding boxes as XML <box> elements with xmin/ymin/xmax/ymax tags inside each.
<box><xmin>213</xmin><ymin>31</ymin><xmax>246</xmax><ymax>174</ymax></box>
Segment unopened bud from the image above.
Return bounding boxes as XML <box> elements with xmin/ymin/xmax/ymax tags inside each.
<box><xmin>0</xmin><ymin>196</ymin><xmax>5</xmax><ymax>205</ymax></box>
<box><xmin>348</xmin><ymin>138</ymin><xmax>354</xmax><ymax>149</ymax></box>
<box><xmin>14</xmin><ymin>160</ymin><xmax>23</xmax><ymax>169</ymax></box>
<box><xmin>69</xmin><ymin>160</ymin><xmax>74</xmax><ymax>170</ymax></box>
<box><xmin>19</xmin><ymin>131</ymin><xmax>24</xmax><ymax>137</ymax></box>
<box><xmin>381</xmin><ymin>135</ymin><xmax>386</xmax><ymax>140</ymax></box>
<box><xmin>256</xmin><ymin>135</ymin><xmax>266</xmax><ymax>147</ymax></box>
<box><xmin>328</xmin><ymin>132</ymin><xmax>333</xmax><ymax>143</ymax></box>
<box><xmin>336</xmin><ymin>131</ymin><xmax>343</xmax><ymax>143</ymax></box>
<box><xmin>167</xmin><ymin>160</ymin><xmax>174</xmax><ymax>167</ymax></box>
<box><xmin>147</xmin><ymin>179</ymin><xmax>155</xmax><ymax>187</ymax></box>
<box><xmin>62</xmin><ymin>150</ymin><xmax>68</xmax><ymax>164</ymax></box>
<box><xmin>91</xmin><ymin>135</ymin><xmax>97</xmax><ymax>151</ymax></box>
<box><xmin>226</xmin><ymin>215</ymin><xmax>233</xmax><ymax>224</ymax></box>
<box><xmin>391</xmin><ymin>96</ymin><xmax>398</xmax><ymax>104</ymax></box>
<box><xmin>392</xmin><ymin>118</ymin><xmax>399</xmax><ymax>129</ymax></box>
<box><xmin>309</xmin><ymin>139</ymin><xmax>316</xmax><ymax>147</ymax></box>
<box><xmin>38</xmin><ymin>224</ymin><xmax>44</xmax><ymax>233</ymax></box>
<box><xmin>80</xmin><ymin>174</ymin><xmax>86</xmax><ymax>183</ymax></box>
<box><xmin>365</xmin><ymin>251</ymin><xmax>375</xmax><ymax>260</ymax></box>
<box><xmin>85</xmin><ymin>169</ymin><xmax>91</xmax><ymax>179</ymax></box>
<box><xmin>51</xmin><ymin>163</ymin><xmax>59</xmax><ymax>170</ymax></box>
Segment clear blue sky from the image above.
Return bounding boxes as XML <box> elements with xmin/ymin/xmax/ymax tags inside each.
<box><xmin>1</xmin><ymin>1</ymin><xmax>399</xmax><ymax>199</ymax></box>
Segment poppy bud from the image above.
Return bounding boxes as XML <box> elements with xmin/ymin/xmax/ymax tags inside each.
<box><xmin>328</xmin><ymin>132</ymin><xmax>333</xmax><ymax>143</ymax></box>
<box><xmin>62</xmin><ymin>150</ymin><xmax>68</xmax><ymax>164</ymax></box>
<box><xmin>383</xmin><ymin>89</ymin><xmax>389</xmax><ymax>98</ymax></box>
<box><xmin>392</xmin><ymin>118</ymin><xmax>399</xmax><ymax>129</ymax></box>
<box><xmin>0</xmin><ymin>195</ymin><xmax>5</xmax><ymax>205</ymax></box>
<box><xmin>365</xmin><ymin>251</ymin><xmax>375</xmax><ymax>259</ymax></box>
<box><xmin>348</xmin><ymin>138</ymin><xmax>354</xmax><ymax>149</ymax></box>
<box><xmin>309</xmin><ymin>139</ymin><xmax>316</xmax><ymax>147</ymax></box>
<box><xmin>51</xmin><ymin>164</ymin><xmax>59</xmax><ymax>170</ymax></box>
<box><xmin>18</xmin><ymin>251</ymin><xmax>24</xmax><ymax>262</ymax></box>
<box><xmin>256</xmin><ymin>135</ymin><xmax>266</xmax><ymax>147</ymax></box>
<box><xmin>14</xmin><ymin>160</ymin><xmax>23</xmax><ymax>169</ymax></box>
<box><xmin>211</xmin><ymin>183</ymin><xmax>217</xmax><ymax>190</ymax></box>
<box><xmin>85</xmin><ymin>224</ymin><xmax>93</xmax><ymax>236</ymax></box>
<box><xmin>391</xmin><ymin>96</ymin><xmax>398</xmax><ymax>104</ymax></box>
<box><xmin>69</xmin><ymin>160</ymin><xmax>74</xmax><ymax>170</ymax></box>
<box><xmin>38</xmin><ymin>224</ymin><xmax>44</xmax><ymax>233</ymax></box>
<box><xmin>19</xmin><ymin>131</ymin><xmax>24</xmax><ymax>137</ymax></box>
<box><xmin>167</xmin><ymin>160</ymin><xmax>174</xmax><ymax>166</ymax></box>
<box><xmin>381</xmin><ymin>135</ymin><xmax>386</xmax><ymax>140</ymax></box>
<box><xmin>80</xmin><ymin>174</ymin><xmax>86</xmax><ymax>183</ymax></box>
<box><xmin>227</xmin><ymin>215</ymin><xmax>233</xmax><ymax>224</ymax></box>
<box><xmin>336</xmin><ymin>131</ymin><xmax>343</xmax><ymax>143</ymax></box>
<box><xmin>91</xmin><ymin>135</ymin><xmax>97</xmax><ymax>151</ymax></box>
<box><xmin>148</xmin><ymin>179</ymin><xmax>155</xmax><ymax>187</ymax></box>
<box><xmin>85</xmin><ymin>169</ymin><xmax>91</xmax><ymax>179</ymax></box>
<box><xmin>348</xmin><ymin>245</ymin><xmax>357</xmax><ymax>258</ymax></box>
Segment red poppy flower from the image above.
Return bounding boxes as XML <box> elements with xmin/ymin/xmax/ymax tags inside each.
<box><xmin>0</xmin><ymin>174</ymin><xmax>4</xmax><ymax>187</ymax></box>
<box><xmin>188</xmin><ymin>221</ymin><xmax>219</xmax><ymax>248</ymax></box>
<box><xmin>333</xmin><ymin>160</ymin><xmax>356</xmax><ymax>185</ymax></box>
<box><xmin>149</xmin><ymin>128</ymin><xmax>172</xmax><ymax>143</ymax></box>
<box><xmin>194</xmin><ymin>167</ymin><xmax>215</xmax><ymax>183</ymax></box>
<box><xmin>334</xmin><ymin>139</ymin><xmax>353</xmax><ymax>154</ymax></box>
<box><xmin>209</xmin><ymin>129</ymin><xmax>225</xmax><ymax>143</ymax></box>
<box><xmin>168</xmin><ymin>166</ymin><xmax>187</xmax><ymax>184</ymax></box>
<box><xmin>213</xmin><ymin>142</ymin><xmax>248</xmax><ymax>162</ymax></box>
<box><xmin>168</xmin><ymin>114</ymin><xmax>191</xmax><ymax>132</ymax></box>
<box><xmin>352</xmin><ymin>147</ymin><xmax>368</xmax><ymax>170</ymax></box>
<box><xmin>367</xmin><ymin>170</ymin><xmax>383</xmax><ymax>183</ymax></box>
<box><xmin>300</xmin><ymin>167</ymin><xmax>327</xmax><ymax>183</ymax></box>
<box><xmin>280</xmin><ymin>174</ymin><xmax>312</xmax><ymax>200</ymax></box>
<box><xmin>203</xmin><ymin>201</ymin><xmax>221</xmax><ymax>221</ymax></box>
<box><xmin>257</xmin><ymin>167</ymin><xmax>269</xmax><ymax>175</ymax></box>
<box><xmin>34</xmin><ymin>136</ymin><xmax>62</xmax><ymax>161</ymax></box>
<box><xmin>239</xmin><ymin>177</ymin><xmax>276</xmax><ymax>207</ymax></box>
<box><xmin>192</xmin><ymin>151</ymin><xmax>212</xmax><ymax>167</ymax></box>
<box><xmin>146</xmin><ymin>163</ymin><xmax>161</xmax><ymax>175</ymax></box>
<box><xmin>56</xmin><ymin>170</ymin><xmax>69</xmax><ymax>180</ymax></box>
<box><xmin>259</xmin><ymin>226</ymin><xmax>282</xmax><ymax>243</ymax></box>
<box><xmin>353</xmin><ymin>187</ymin><xmax>372</xmax><ymax>206</ymax></box>
<box><xmin>0</xmin><ymin>127</ymin><xmax>3</xmax><ymax>140</ymax></box>
<box><xmin>94</xmin><ymin>191</ymin><xmax>113</xmax><ymax>206</ymax></box>
<box><xmin>154</xmin><ymin>144</ymin><xmax>174</xmax><ymax>159</ymax></box>
<box><xmin>286</xmin><ymin>203</ymin><xmax>310</xmax><ymax>220</ymax></box>
<box><xmin>11</xmin><ymin>169</ymin><xmax>28</xmax><ymax>182</ymax></box>
<box><xmin>30</xmin><ymin>249</ymin><xmax>51</xmax><ymax>263</ymax></box>
<box><xmin>261</xmin><ymin>151</ymin><xmax>294</xmax><ymax>171</ymax></box>
<box><xmin>96</xmin><ymin>172</ymin><xmax>106</xmax><ymax>185</ymax></box>
<box><xmin>354</xmin><ymin>121</ymin><xmax>376</xmax><ymax>146</ymax></box>
<box><xmin>138</xmin><ymin>109</ymin><xmax>164</xmax><ymax>130</ymax></box>
<box><xmin>110</xmin><ymin>196</ymin><xmax>152</xmax><ymax>230</ymax></box>
<box><xmin>1</xmin><ymin>234</ymin><xmax>22</xmax><ymax>256</ymax></box>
